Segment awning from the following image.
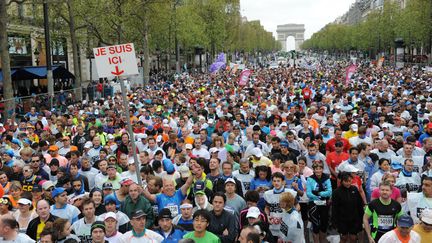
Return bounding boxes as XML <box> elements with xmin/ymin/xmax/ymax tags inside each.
<box><xmin>0</xmin><ymin>65</ymin><xmax>75</xmax><ymax>82</ymax></box>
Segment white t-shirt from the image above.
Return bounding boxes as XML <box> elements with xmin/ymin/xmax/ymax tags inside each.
<box><xmin>280</xmin><ymin>209</ymin><xmax>305</xmax><ymax>243</ymax></box>
<box><xmin>105</xmin><ymin>231</ymin><xmax>123</xmax><ymax>243</ymax></box>
<box><xmin>378</xmin><ymin>229</ymin><xmax>421</xmax><ymax>243</ymax></box>
<box><xmin>406</xmin><ymin>192</ymin><xmax>432</xmax><ymax>224</ymax></box>
<box><xmin>71</xmin><ymin>218</ymin><xmax>94</xmax><ymax>242</ymax></box>
<box><xmin>119</xmin><ymin>229</ymin><xmax>164</xmax><ymax>243</ymax></box>
<box><xmin>263</xmin><ymin>188</ymin><xmax>297</xmax><ymax>238</ymax></box>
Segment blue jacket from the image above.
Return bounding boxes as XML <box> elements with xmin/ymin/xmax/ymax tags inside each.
<box><xmin>156</xmin><ymin>226</ymin><xmax>186</xmax><ymax>243</ymax></box>
<box><xmin>306</xmin><ymin>174</ymin><xmax>332</xmax><ymax>201</ymax></box>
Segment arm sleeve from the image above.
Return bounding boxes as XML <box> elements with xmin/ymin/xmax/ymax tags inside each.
<box><xmin>306</xmin><ymin>178</ymin><xmax>319</xmax><ymax>201</ymax></box>
<box><xmin>144</xmin><ymin>201</ymin><xmax>154</xmax><ymax>228</ymax></box>
<box><xmin>319</xmin><ymin>179</ymin><xmax>332</xmax><ymax>198</ymax></box>
<box><xmin>220</xmin><ymin>213</ymin><xmax>239</xmax><ymax>242</ymax></box>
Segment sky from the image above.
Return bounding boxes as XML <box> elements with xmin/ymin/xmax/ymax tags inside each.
<box><xmin>240</xmin><ymin>0</ymin><xmax>356</xmax><ymax>40</ymax></box>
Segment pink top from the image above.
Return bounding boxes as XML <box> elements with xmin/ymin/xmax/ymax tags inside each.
<box><xmin>371</xmin><ymin>187</ymin><xmax>401</xmax><ymax>201</ymax></box>
<box><xmin>271</xmin><ymin>165</ymin><xmax>283</xmax><ymax>174</ymax></box>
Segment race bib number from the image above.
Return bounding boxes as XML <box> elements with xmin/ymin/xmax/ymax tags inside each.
<box><xmin>378</xmin><ymin>215</ymin><xmax>393</xmax><ymax>229</ymax></box>
<box><xmin>166</xmin><ymin>204</ymin><xmax>179</xmax><ymax>217</ymax></box>
<box><xmin>314</xmin><ymin>200</ymin><xmax>326</xmax><ymax>206</ymax></box>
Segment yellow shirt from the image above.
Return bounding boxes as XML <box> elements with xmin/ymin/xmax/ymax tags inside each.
<box><xmin>343</xmin><ymin>130</ymin><xmax>358</xmax><ymax>140</ymax></box>
<box><xmin>36</xmin><ymin>220</ymin><xmax>46</xmax><ymax>240</ymax></box>
<box><xmin>251</xmin><ymin>156</ymin><xmax>273</xmax><ymax>168</ymax></box>
<box><xmin>412</xmin><ymin>224</ymin><xmax>432</xmax><ymax>243</ymax></box>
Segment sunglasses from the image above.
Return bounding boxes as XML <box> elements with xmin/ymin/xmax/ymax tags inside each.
<box><xmin>31</xmin><ymin>160</ymin><xmax>40</xmax><ymax>163</ymax></box>
<box><xmin>45</xmin><ymin>187</ymin><xmax>54</xmax><ymax>192</ymax></box>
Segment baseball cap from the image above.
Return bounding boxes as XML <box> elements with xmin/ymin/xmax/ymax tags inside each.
<box><xmin>104</xmin><ymin>212</ymin><xmax>117</xmax><ymax>221</ymax></box>
<box><xmin>185</xmin><ymin>144</ymin><xmax>193</xmax><ymax>150</ymax></box>
<box><xmin>339</xmin><ymin>164</ymin><xmax>359</xmax><ymax>173</ymax></box>
<box><xmin>397</xmin><ymin>214</ymin><xmax>414</xmax><ymax>227</ymax></box>
<box><xmin>209</xmin><ymin>147</ymin><xmax>219</xmax><ymax>154</ymax></box>
<box><xmin>107</xmin><ymin>134</ymin><xmax>115</xmax><ymax>140</ymax></box>
<box><xmin>84</xmin><ymin>141</ymin><xmax>93</xmax><ymax>149</ymax></box>
<box><xmin>195</xmin><ymin>190</ymin><xmax>206</xmax><ymax>196</ymax></box>
<box><xmin>207</xmin><ymin>119</ymin><xmax>214</xmax><ymax>124</ymax></box>
<box><xmin>280</xmin><ymin>122</ymin><xmax>288</xmax><ymax>127</ymax></box>
<box><xmin>158</xmin><ymin>208</ymin><xmax>173</xmax><ymax>221</ymax></box>
<box><xmin>104</xmin><ymin>194</ymin><xmax>117</xmax><ymax>205</ymax></box>
<box><xmin>420</xmin><ymin>208</ymin><xmax>432</xmax><ymax>224</ymax></box>
<box><xmin>4</xmin><ymin>149</ymin><xmax>14</xmax><ymax>158</ymax></box>
<box><xmin>350</xmin><ymin>124</ymin><xmax>358</xmax><ymax>132</ymax></box>
<box><xmin>107</xmin><ymin>164</ymin><xmax>116</xmax><ymax>170</ymax></box>
<box><xmin>17</xmin><ymin>198</ymin><xmax>32</xmax><ymax>206</ymax></box>
<box><xmin>48</xmin><ymin>145</ymin><xmax>59</xmax><ymax>151</ymax></box>
<box><xmin>246</xmin><ymin>206</ymin><xmax>260</xmax><ymax>219</ymax></box>
<box><xmin>162</xmin><ymin>159</ymin><xmax>175</xmax><ymax>174</ymax></box>
<box><xmin>32</xmin><ymin>185</ymin><xmax>42</xmax><ymax>192</ymax></box>
<box><xmin>427</xmin><ymin>123</ymin><xmax>432</xmax><ymax>129</ymax></box>
<box><xmin>42</xmin><ymin>181</ymin><xmax>54</xmax><ymax>191</ymax></box>
<box><xmin>391</xmin><ymin>162</ymin><xmax>403</xmax><ymax>170</ymax></box>
<box><xmin>280</xmin><ymin>141</ymin><xmax>289</xmax><ymax>147</ymax></box>
<box><xmin>132</xmin><ymin>210</ymin><xmax>147</xmax><ymax>219</ymax></box>
<box><xmin>225</xmin><ymin>178</ymin><xmax>236</xmax><ymax>185</ymax></box>
<box><xmin>250</xmin><ymin>147</ymin><xmax>263</xmax><ymax>158</ymax></box>
<box><xmin>194</xmin><ymin>180</ymin><xmax>205</xmax><ymax>192</ymax></box>
<box><xmin>178</xmin><ymin>166</ymin><xmax>191</xmax><ymax>179</ymax></box>
<box><xmin>102</xmin><ymin>182</ymin><xmax>113</xmax><ymax>190</ymax></box>
<box><xmin>51</xmin><ymin>187</ymin><xmax>65</xmax><ymax>198</ymax></box>
<box><xmin>120</xmin><ymin>178</ymin><xmax>134</xmax><ymax>186</ymax></box>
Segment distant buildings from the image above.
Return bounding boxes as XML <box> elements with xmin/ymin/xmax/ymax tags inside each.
<box><xmin>334</xmin><ymin>0</ymin><xmax>407</xmax><ymax>25</ymax></box>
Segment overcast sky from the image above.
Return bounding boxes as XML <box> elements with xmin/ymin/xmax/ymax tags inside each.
<box><xmin>240</xmin><ymin>0</ymin><xmax>356</xmax><ymax>40</ymax></box>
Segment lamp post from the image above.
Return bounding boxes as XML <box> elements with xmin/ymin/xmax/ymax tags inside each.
<box><xmin>34</xmin><ymin>48</ymin><xmax>40</xmax><ymax>66</ymax></box>
<box><xmin>86</xmin><ymin>50</ymin><xmax>94</xmax><ymax>82</ymax></box>
<box><xmin>155</xmin><ymin>48</ymin><xmax>160</xmax><ymax>72</ymax></box>
<box><xmin>139</xmin><ymin>50</ymin><xmax>144</xmax><ymax>85</ymax></box>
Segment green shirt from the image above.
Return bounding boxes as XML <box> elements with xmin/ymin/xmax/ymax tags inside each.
<box><xmin>183</xmin><ymin>231</ymin><xmax>221</xmax><ymax>243</ymax></box>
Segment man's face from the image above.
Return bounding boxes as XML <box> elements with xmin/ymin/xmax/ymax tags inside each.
<box><xmin>422</xmin><ymin>180</ymin><xmax>432</xmax><ymax>197</ymax></box>
<box><xmin>55</xmin><ymin>192</ymin><xmax>68</xmax><ymax>205</ymax></box>
<box><xmin>159</xmin><ymin>218</ymin><xmax>173</xmax><ymax>232</ymax></box>
<box><xmin>129</xmin><ymin>184</ymin><xmax>140</xmax><ymax>200</ymax></box>
<box><xmin>240</xmin><ymin>162</ymin><xmax>249</xmax><ymax>173</ymax></box>
<box><xmin>238</xmin><ymin>227</ymin><xmax>254</xmax><ymax>243</ymax></box>
<box><xmin>105</xmin><ymin>202</ymin><xmax>116</xmax><ymax>212</ymax></box>
<box><xmin>193</xmin><ymin>215</ymin><xmax>209</xmax><ymax>233</ymax></box>
<box><xmin>91</xmin><ymin>228</ymin><xmax>105</xmax><ymax>243</ymax></box>
<box><xmin>36</xmin><ymin>201</ymin><xmax>50</xmax><ymax>219</ymax></box>
<box><xmin>225</xmin><ymin>183</ymin><xmax>236</xmax><ymax>194</ymax></box>
<box><xmin>180</xmin><ymin>207</ymin><xmax>192</xmax><ymax>219</ymax></box>
<box><xmin>209</xmin><ymin>159</ymin><xmax>219</xmax><ymax>170</ymax></box>
<box><xmin>272</xmin><ymin>177</ymin><xmax>284</xmax><ymax>189</ymax></box>
<box><xmin>131</xmin><ymin>216</ymin><xmax>146</xmax><ymax>233</ymax></box>
<box><xmin>162</xmin><ymin>180</ymin><xmax>175</xmax><ymax>196</ymax></box>
<box><xmin>350</xmin><ymin>150</ymin><xmax>359</xmax><ymax>161</ymax></box>
<box><xmin>397</xmin><ymin>226</ymin><xmax>411</xmax><ymax>237</ymax></box>
<box><xmin>83</xmin><ymin>203</ymin><xmax>95</xmax><ymax>218</ymax></box>
<box><xmin>404</xmin><ymin>161</ymin><xmax>414</xmax><ymax>172</ymax></box>
<box><xmin>404</xmin><ymin>144</ymin><xmax>414</xmax><ymax>156</ymax></box>
<box><xmin>107</xmin><ymin>168</ymin><xmax>117</xmax><ymax>178</ymax></box>
<box><xmin>222</xmin><ymin>164</ymin><xmax>232</xmax><ymax>176</ymax></box>
<box><xmin>212</xmin><ymin>195</ymin><xmax>225</xmax><ymax>212</ymax></box>
<box><xmin>99</xmin><ymin>161</ymin><xmax>108</xmax><ymax>173</ymax></box>
<box><xmin>105</xmin><ymin>218</ymin><xmax>117</xmax><ymax>232</ymax></box>
<box><xmin>148</xmin><ymin>139</ymin><xmax>156</xmax><ymax>149</ymax></box>
<box><xmin>379</xmin><ymin>185</ymin><xmax>392</xmax><ymax>199</ymax></box>
<box><xmin>70</xmin><ymin>166</ymin><xmax>78</xmax><ymax>176</ymax></box>
<box><xmin>308</xmin><ymin>147</ymin><xmax>317</xmax><ymax>156</ymax></box>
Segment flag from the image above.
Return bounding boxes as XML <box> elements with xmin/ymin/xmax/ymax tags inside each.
<box><xmin>345</xmin><ymin>64</ymin><xmax>357</xmax><ymax>84</ymax></box>
<box><xmin>239</xmin><ymin>69</ymin><xmax>252</xmax><ymax>86</ymax></box>
<box><xmin>209</xmin><ymin>53</ymin><xmax>226</xmax><ymax>73</ymax></box>
<box><xmin>377</xmin><ymin>57</ymin><xmax>384</xmax><ymax>69</ymax></box>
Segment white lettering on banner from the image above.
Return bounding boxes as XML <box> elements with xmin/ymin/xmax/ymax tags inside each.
<box><xmin>93</xmin><ymin>43</ymin><xmax>139</xmax><ymax>78</ymax></box>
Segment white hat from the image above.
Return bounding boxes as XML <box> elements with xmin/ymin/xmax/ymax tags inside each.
<box><xmin>350</xmin><ymin>124</ymin><xmax>358</xmax><ymax>132</ymax></box>
<box><xmin>104</xmin><ymin>212</ymin><xmax>117</xmax><ymax>221</ymax></box>
<box><xmin>178</xmin><ymin>165</ymin><xmax>191</xmax><ymax>178</ymax></box>
<box><xmin>207</xmin><ymin>119</ymin><xmax>214</xmax><ymax>124</ymax></box>
<box><xmin>107</xmin><ymin>134</ymin><xmax>115</xmax><ymax>140</ymax></box>
<box><xmin>335</xmin><ymin>105</ymin><xmax>341</xmax><ymax>109</ymax></box>
<box><xmin>340</xmin><ymin>163</ymin><xmax>359</xmax><ymax>173</ymax></box>
<box><xmin>136</xmin><ymin>133</ymin><xmax>148</xmax><ymax>140</ymax></box>
<box><xmin>42</xmin><ymin>181</ymin><xmax>54</xmax><ymax>190</ymax></box>
<box><xmin>84</xmin><ymin>141</ymin><xmax>93</xmax><ymax>149</ymax></box>
<box><xmin>17</xmin><ymin>198</ymin><xmax>32</xmax><ymax>206</ymax></box>
<box><xmin>246</xmin><ymin>206</ymin><xmax>260</xmax><ymax>219</ymax></box>
<box><xmin>209</xmin><ymin>147</ymin><xmax>219</xmax><ymax>154</ymax></box>
<box><xmin>280</xmin><ymin>122</ymin><xmax>288</xmax><ymax>127</ymax></box>
<box><xmin>250</xmin><ymin>147</ymin><xmax>263</xmax><ymax>158</ymax></box>
<box><xmin>382</xmin><ymin>124</ymin><xmax>389</xmax><ymax>129</ymax></box>
<box><xmin>185</xmin><ymin>144</ymin><xmax>193</xmax><ymax>150</ymax></box>
<box><xmin>421</xmin><ymin>208</ymin><xmax>432</xmax><ymax>224</ymax></box>
<box><xmin>225</xmin><ymin>178</ymin><xmax>236</xmax><ymax>185</ymax></box>
<box><xmin>128</xmin><ymin>157</ymin><xmax>135</xmax><ymax>165</ymax></box>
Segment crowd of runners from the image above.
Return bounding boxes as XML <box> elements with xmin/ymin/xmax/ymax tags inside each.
<box><xmin>0</xmin><ymin>56</ymin><xmax>431</xmax><ymax>243</ymax></box>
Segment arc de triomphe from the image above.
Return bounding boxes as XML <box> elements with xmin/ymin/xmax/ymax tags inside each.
<box><xmin>276</xmin><ymin>24</ymin><xmax>305</xmax><ymax>51</ymax></box>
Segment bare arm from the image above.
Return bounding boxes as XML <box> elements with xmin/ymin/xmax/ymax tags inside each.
<box><xmin>363</xmin><ymin>213</ymin><xmax>375</xmax><ymax>243</ymax></box>
<box><xmin>142</xmin><ymin>186</ymin><xmax>157</xmax><ymax>203</ymax></box>
<box><xmin>180</xmin><ymin>173</ymin><xmax>194</xmax><ymax>196</ymax></box>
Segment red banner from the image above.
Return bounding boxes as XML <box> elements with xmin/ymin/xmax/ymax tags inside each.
<box><xmin>239</xmin><ymin>69</ymin><xmax>252</xmax><ymax>86</ymax></box>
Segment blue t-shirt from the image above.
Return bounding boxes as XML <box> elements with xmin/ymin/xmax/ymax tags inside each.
<box><xmin>156</xmin><ymin>189</ymin><xmax>186</xmax><ymax>217</ymax></box>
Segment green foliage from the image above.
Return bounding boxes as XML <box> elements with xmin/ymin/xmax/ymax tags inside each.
<box><xmin>302</xmin><ymin>0</ymin><xmax>432</xmax><ymax>54</ymax></box>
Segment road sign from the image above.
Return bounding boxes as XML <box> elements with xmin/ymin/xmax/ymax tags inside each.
<box><xmin>93</xmin><ymin>43</ymin><xmax>139</xmax><ymax>78</ymax></box>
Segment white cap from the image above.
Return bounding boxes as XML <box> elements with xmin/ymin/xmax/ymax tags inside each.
<box><xmin>185</xmin><ymin>144</ymin><xmax>193</xmax><ymax>150</ymax></box>
<box><xmin>42</xmin><ymin>181</ymin><xmax>54</xmax><ymax>190</ymax></box>
<box><xmin>209</xmin><ymin>147</ymin><xmax>219</xmax><ymax>154</ymax></box>
<box><xmin>156</xmin><ymin>135</ymin><xmax>162</xmax><ymax>143</ymax></box>
<box><xmin>250</xmin><ymin>147</ymin><xmax>263</xmax><ymax>158</ymax></box>
<box><xmin>107</xmin><ymin>134</ymin><xmax>115</xmax><ymax>140</ymax></box>
<box><xmin>246</xmin><ymin>206</ymin><xmax>260</xmax><ymax>219</ymax></box>
<box><xmin>280</xmin><ymin>122</ymin><xmax>287</xmax><ymax>127</ymax></box>
<box><xmin>17</xmin><ymin>198</ymin><xmax>32</xmax><ymax>206</ymax></box>
<box><xmin>350</xmin><ymin>124</ymin><xmax>358</xmax><ymax>132</ymax></box>
<box><xmin>335</xmin><ymin>105</ymin><xmax>341</xmax><ymax>109</ymax></box>
<box><xmin>339</xmin><ymin>163</ymin><xmax>359</xmax><ymax>173</ymax></box>
<box><xmin>128</xmin><ymin>157</ymin><xmax>135</xmax><ymax>165</ymax></box>
<box><xmin>225</xmin><ymin>178</ymin><xmax>236</xmax><ymax>185</ymax></box>
<box><xmin>104</xmin><ymin>212</ymin><xmax>117</xmax><ymax>221</ymax></box>
<box><xmin>84</xmin><ymin>141</ymin><xmax>93</xmax><ymax>149</ymax></box>
<box><xmin>207</xmin><ymin>119</ymin><xmax>214</xmax><ymax>124</ymax></box>
<box><xmin>421</xmin><ymin>208</ymin><xmax>432</xmax><ymax>224</ymax></box>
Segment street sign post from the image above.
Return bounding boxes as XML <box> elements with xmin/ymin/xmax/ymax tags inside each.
<box><xmin>93</xmin><ymin>43</ymin><xmax>142</xmax><ymax>186</ymax></box>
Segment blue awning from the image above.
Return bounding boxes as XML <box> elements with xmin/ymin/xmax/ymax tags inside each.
<box><xmin>0</xmin><ymin>65</ymin><xmax>75</xmax><ymax>82</ymax></box>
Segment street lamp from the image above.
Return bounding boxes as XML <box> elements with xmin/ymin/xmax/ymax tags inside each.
<box><xmin>86</xmin><ymin>50</ymin><xmax>94</xmax><ymax>82</ymax></box>
<box><xmin>34</xmin><ymin>48</ymin><xmax>40</xmax><ymax>66</ymax></box>
<box><xmin>155</xmin><ymin>48</ymin><xmax>160</xmax><ymax>72</ymax></box>
<box><xmin>139</xmin><ymin>50</ymin><xmax>144</xmax><ymax>85</ymax></box>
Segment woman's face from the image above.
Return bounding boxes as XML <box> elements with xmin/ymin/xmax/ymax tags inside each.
<box><xmin>258</xmin><ymin>171</ymin><xmax>267</xmax><ymax>180</ymax></box>
<box><xmin>10</xmin><ymin>189</ymin><xmax>22</xmax><ymax>199</ymax></box>
<box><xmin>380</xmin><ymin>161</ymin><xmax>390</xmax><ymax>171</ymax></box>
<box><xmin>62</xmin><ymin>221</ymin><xmax>72</xmax><ymax>236</ymax></box>
<box><xmin>92</xmin><ymin>191</ymin><xmax>103</xmax><ymax>205</ymax></box>
<box><xmin>18</xmin><ymin>203</ymin><xmax>30</xmax><ymax>213</ymax></box>
<box><xmin>196</xmin><ymin>194</ymin><xmax>206</xmax><ymax>206</ymax></box>
<box><xmin>298</xmin><ymin>161</ymin><xmax>306</xmax><ymax>170</ymax></box>
<box><xmin>386</xmin><ymin>178</ymin><xmax>395</xmax><ymax>187</ymax></box>
<box><xmin>313</xmin><ymin>166</ymin><xmax>323</xmax><ymax>177</ymax></box>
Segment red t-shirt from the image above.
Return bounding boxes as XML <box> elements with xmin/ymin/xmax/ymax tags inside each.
<box><xmin>325</xmin><ymin>138</ymin><xmax>350</xmax><ymax>153</ymax></box>
<box><xmin>326</xmin><ymin>151</ymin><xmax>349</xmax><ymax>178</ymax></box>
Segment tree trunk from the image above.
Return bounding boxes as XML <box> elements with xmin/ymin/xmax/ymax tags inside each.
<box><xmin>0</xmin><ymin>0</ymin><xmax>15</xmax><ymax>119</ymax></box>
<box><xmin>67</xmin><ymin>0</ymin><xmax>82</xmax><ymax>101</ymax></box>
<box><xmin>143</xmin><ymin>20</ymin><xmax>150</xmax><ymax>86</ymax></box>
